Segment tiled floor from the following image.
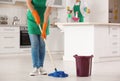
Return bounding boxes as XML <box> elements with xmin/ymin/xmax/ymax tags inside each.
<box><xmin>0</xmin><ymin>54</ymin><xmax>120</xmax><ymax>81</ymax></box>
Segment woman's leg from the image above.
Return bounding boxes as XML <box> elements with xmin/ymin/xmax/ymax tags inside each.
<box><xmin>37</xmin><ymin>36</ymin><xmax>47</xmax><ymax>75</ymax></box>
<box><xmin>29</xmin><ymin>34</ymin><xmax>40</xmax><ymax>68</ymax></box>
<box><xmin>38</xmin><ymin>36</ymin><xmax>46</xmax><ymax>67</ymax></box>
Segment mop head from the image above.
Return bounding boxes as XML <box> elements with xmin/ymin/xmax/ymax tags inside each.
<box><xmin>48</xmin><ymin>71</ymin><xmax>68</xmax><ymax>78</ymax></box>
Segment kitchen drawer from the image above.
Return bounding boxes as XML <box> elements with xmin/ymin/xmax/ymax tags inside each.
<box><xmin>0</xmin><ymin>38</ymin><xmax>19</xmax><ymax>46</ymax></box>
<box><xmin>0</xmin><ymin>45</ymin><xmax>18</xmax><ymax>49</ymax></box>
<box><xmin>0</xmin><ymin>34</ymin><xmax>19</xmax><ymax>43</ymax></box>
<box><xmin>0</xmin><ymin>32</ymin><xmax>19</xmax><ymax>37</ymax></box>
<box><xmin>110</xmin><ymin>26</ymin><xmax>120</xmax><ymax>34</ymax></box>
<box><xmin>110</xmin><ymin>34</ymin><xmax>120</xmax><ymax>39</ymax></box>
<box><xmin>0</xmin><ymin>38</ymin><xmax>19</xmax><ymax>53</ymax></box>
<box><xmin>0</xmin><ymin>33</ymin><xmax>19</xmax><ymax>46</ymax></box>
<box><xmin>0</xmin><ymin>39</ymin><xmax>19</xmax><ymax>46</ymax></box>
<box><xmin>0</xmin><ymin>35</ymin><xmax>17</xmax><ymax>39</ymax></box>
<box><xmin>109</xmin><ymin>40</ymin><xmax>120</xmax><ymax>48</ymax></box>
<box><xmin>111</xmin><ymin>48</ymin><xmax>120</xmax><ymax>56</ymax></box>
<box><xmin>110</xmin><ymin>26</ymin><xmax>119</xmax><ymax>31</ymax></box>
<box><xmin>0</xmin><ymin>27</ymin><xmax>19</xmax><ymax>33</ymax></box>
<box><xmin>0</xmin><ymin>46</ymin><xmax>19</xmax><ymax>53</ymax></box>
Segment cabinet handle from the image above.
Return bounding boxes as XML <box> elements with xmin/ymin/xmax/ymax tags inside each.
<box><xmin>111</xmin><ymin>27</ymin><xmax>118</xmax><ymax>30</ymax></box>
<box><xmin>112</xmin><ymin>42</ymin><xmax>118</xmax><ymax>45</ymax></box>
<box><xmin>112</xmin><ymin>51</ymin><xmax>118</xmax><ymax>54</ymax></box>
<box><xmin>4</xmin><ymin>29</ymin><xmax>15</xmax><ymax>31</ymax></box>
<box><xmin>112</xmin><ymin>35</ymin><xmax>118</xmax><ymax>37</ymax></box>
<box><xmin>4</xmin><ymin>46</ymin><xmax>15</xmax><ymax>48</ymax></box>
<box><xmin>4</xmin><ymin>37</ymin><xmax>15</xmax><ymax>38</ymax></box>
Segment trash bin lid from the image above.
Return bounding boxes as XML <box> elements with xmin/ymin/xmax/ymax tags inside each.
<box><xmin>73</xmin><ymin>54</ymin><xmax>93</xmax><ymax>59</ymax></box>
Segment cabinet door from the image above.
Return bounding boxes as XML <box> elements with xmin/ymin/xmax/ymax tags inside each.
<box><xmin>94</xmin><ymin>25</ymin><xmax>110</xmax><ymax>58</ymax></box>
<box><xmin>46</xmin><ymin>27</ymin><xmax>64</xmax><ymax>53</ymax></box>
<box><xmin>0</xmin><ymin>27</ymin><xmax>20</xmax><ymax>53</ymax></box>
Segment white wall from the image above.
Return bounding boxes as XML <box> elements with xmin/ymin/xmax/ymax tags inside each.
<box><xmin>58</xmin><ymin>0</ymin><xmax>109</xmax><ymax>23</ymax></box>
<box><xmin>88</xmin><ymin>0</ymin><xmax>109</xmax><ymax>23</ymax></box>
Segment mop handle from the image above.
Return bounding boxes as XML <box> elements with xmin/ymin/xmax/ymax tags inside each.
<box><xmin>38</xmin><ymin>24</ymin><xmax>56</xmax><ymax>71</ymax></box>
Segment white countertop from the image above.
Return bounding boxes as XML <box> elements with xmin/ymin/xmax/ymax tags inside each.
<box><xmin>55</xmin><ymin>22</ymin><xmax>120</xmax><ymax>26</ymax></box>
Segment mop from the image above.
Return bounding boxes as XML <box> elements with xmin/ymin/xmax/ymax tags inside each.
<box><xmin>38</xmin><ymin>24</ymin><xmax>68</xmax><ymax>78</ymax></box>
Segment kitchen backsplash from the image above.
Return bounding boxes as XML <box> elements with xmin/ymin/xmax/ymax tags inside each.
<box><xmin>0</xmin><ymin>2</ymin><xmax>27</xmax><ymax>25</ymax></box>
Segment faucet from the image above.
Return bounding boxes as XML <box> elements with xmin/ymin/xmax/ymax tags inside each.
<box><xmin>12</xmin><ymin>16</ymin><xmax>20</xmax><ymax>25</ymax></box>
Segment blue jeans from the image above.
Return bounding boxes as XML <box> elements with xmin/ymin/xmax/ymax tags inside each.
<box><xmin>29</xmin><ymin>34</ymin><xmax>45</xmax><ymax>68</ymax></box>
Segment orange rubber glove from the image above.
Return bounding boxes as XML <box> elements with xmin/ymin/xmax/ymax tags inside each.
<box><xmin>84</xmin><ymin>7</ymin><xmax>90</xmax><ymax>14</ymax></box>
<box><xmin>32</xmin><ymin>10</ymin><xmax>40</xmax><ymax>25</ymax></box>
<box><xmin>86</xmin><ymin>8</ymin><xmax>90</xmax><ymax>14</ymax></box>
<box><xmin>41</xmin><ymin>23</ymin><xmax>47</xmax><ymax>39</ymax></box>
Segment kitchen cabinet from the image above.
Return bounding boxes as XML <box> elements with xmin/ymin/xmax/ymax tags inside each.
<box><xmin>46</xmin><ymin>27</ymin><xmax>64</xmax><ymax>54</ymax></box>
<box><xmin>16</xmin><ymin>0</ymin><xmax>64</xmax><ymax>7</ymax></box>
<box><xmin>56</xmin><ymin>23</ymin><xmax>120</xmax><ymax>62</ymax></box>
<box><xmin>0</xmin><ymin>0</ymin><xmax>15</xmax><ymax>4</ymax></box>
<box><xmin>94</xmin><ymin>25</ymin><xmax>120</xmax><ymax>61</ymax></box>
<box><xmin>15</xmin><ymin>0</ymin><xmax>64</xmax><ymax>7</ymax></box>
<box><xmin>56</xmin><ymin>23</ymin><xmax>95</xmax><ymax>61</ymax></box>
<box><xmin>0</xmin><ymin>27</ymin><xmax>20</xmax><ymax>54</ymax></box>
<box><xmin>15</xmin><ymin>0</ymin><xmax>25</xmax><ymax>2</ymax></box>
<box><xmin>94</xmin><ymin>25</ymin><xmax>110</xmax><ymax>60</ymax></box>
<box><xmin>109</xmin><ymin>26</ymin><xmax>120</xmax><ymax>56</ymax></box>
<box><xmin>52</xmin><ymin>0</ymin><xmax>65</xmax><ymax>8</ymax></box>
